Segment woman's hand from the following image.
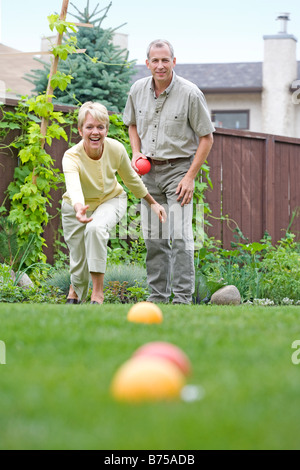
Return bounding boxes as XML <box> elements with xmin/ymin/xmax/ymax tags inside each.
<box><xmin>151</xmin><ymin>202</ymin><xmax>167</xmax><ymax>223</ymax></box>
<box><xmin>143</xmin><ymin>193</ymin><xmax>167</xmax><ymax>223</ymax></box>
<box><xmin>74</xmin><ymin>204</ymin><xmax>93</xmax><ymax>224</ymax></box>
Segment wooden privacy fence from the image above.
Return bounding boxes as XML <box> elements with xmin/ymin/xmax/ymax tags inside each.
<box><xmin>0</xmin><ymin>100</ymin><xmax>299</xmax><ymax>263</ymax></box>
<box><xmin>206</xmin><ymin>128</ymin><xmax>300</xmax><ymax>248</ymax></box>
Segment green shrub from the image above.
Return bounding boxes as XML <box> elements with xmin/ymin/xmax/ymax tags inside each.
<box><xmin>103</xmin><ymin>281</ymin><xmax>148</xmax><ymax>304</ymax></box>
<box><xmin>103</xmin><ymin>264</ymin><xmax>148</xmax><ymax>303</ymax></box>
<box><xmin>195</xmin><ymin>230</ymin><xmax>300</xmax><ymax>305</ymax></box>
<box><xmin>0</xmin><ymin>217</ymin><xmax>38</xmax><ymax>272</ymax></box>
<box><xmin>104</xmin><ymin>264</ymin><xmax>147</xmax><ymax>289</ymax></box>
<box><xmin>45</xmin><ymin>268</ymin><xmax>70</xmax><ymax>296</ymax></box>
<box><xmin>0</xmin><ymin>263</ymin><xmax>64</xmax><ymax>303</ymax></box>
<box><xmin>260</xmin><ymin>235</ymin><xmax>300</xmax><ymax>303</ymax></box>
<box><xmin>193</xmin><ymin>271</ymin><xmax>226</xmax><ymax>304</ymax></box>
<box><xmin>43</xmin><ymin>263</ymin><xmax>149</xmax><ymax>303</ymax></box>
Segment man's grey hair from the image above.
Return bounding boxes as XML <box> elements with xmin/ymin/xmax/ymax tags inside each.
<box><xmin>146</xmin><ymin>39</ymin><xmax>175</xmax><ymax>60</ymax></box>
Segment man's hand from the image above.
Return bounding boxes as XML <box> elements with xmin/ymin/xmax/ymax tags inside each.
<box><xmin>176</xmin><ymin>175</ymin><xmax>195</xmax><ymax>206</ymax></box>
<box><xmin>175</xmin><ymin>133</ymin><xmax>213</xmax><ymax>206</ymax></box>
<box><xmin>128</xmin><ymin>125</ymin><xmax>146</xmax><ymax>175</ymax></box>
<box><xmin>74</xmin><ymin>204</ymin><xmax>93</xmax><ymax>224</ymax></box>
<box><xmin>132</xmin><ymin>152</ymin><xmax>148</xmax><ymax>175</ymax></box>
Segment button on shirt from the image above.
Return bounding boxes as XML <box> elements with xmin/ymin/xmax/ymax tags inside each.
<box><xmin>123</xmin><ymin>71</ymin><xmax>215</xmax><ymax>160</ymax></box>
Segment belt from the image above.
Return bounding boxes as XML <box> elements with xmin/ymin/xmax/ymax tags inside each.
<box><xmin>149</xmin><ymin>157</ymin><xmax>188</xmax><ymax>166</ymax></box>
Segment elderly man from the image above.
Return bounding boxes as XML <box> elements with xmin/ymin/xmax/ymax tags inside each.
<box><xmin>123</xmin><ymin>39</ymin><xmax>214</xmax><ymax>304</ymax></box>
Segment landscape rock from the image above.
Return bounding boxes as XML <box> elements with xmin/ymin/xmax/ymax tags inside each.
<box><xmin>10</xmin><ymin>270</ymin><xmax>34</xmax><ymax>289</ymax></box>
<box><xmin>210</xmin><ymin>285</ymin><xmax>241</xmax><ymax>305</ymax></box>
<box><xmin>17</xmin><ymin>273</ymin><xmax>34</xmax><ymax>289</ymax></box>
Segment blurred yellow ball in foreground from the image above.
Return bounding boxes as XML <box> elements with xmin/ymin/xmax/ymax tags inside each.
<box><xmin>127</xmin><ymin>301</ymin><xmax>163</xmax><ymax>324</ymax></box>
<box><xmin>111</xmin><ymin>356</ymin><xmax>186</xmax><ymax>402</ymax></box>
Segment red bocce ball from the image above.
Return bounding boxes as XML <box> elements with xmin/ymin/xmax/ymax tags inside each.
<box><xmin>136</xmin><ymin>158</ymin><xmax>151</xmax><ymax>175</ymax></box>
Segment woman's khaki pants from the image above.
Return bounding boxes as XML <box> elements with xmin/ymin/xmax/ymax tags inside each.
<box><xmin>61</xmin><ymin>194</ymin><xmax>127</xmax><ymax>301</ymax></box>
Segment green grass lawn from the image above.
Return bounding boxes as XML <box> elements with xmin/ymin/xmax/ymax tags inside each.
<box><xmin>0</xmin><ymin>302</ymin><xmax>300</xmax><ymax>450</ymax></box>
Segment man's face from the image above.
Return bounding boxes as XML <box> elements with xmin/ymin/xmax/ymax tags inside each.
<box><xmin>146</xmin><ymin>45</ymin><xmax>176</xmax><ymax>86</ymax></box>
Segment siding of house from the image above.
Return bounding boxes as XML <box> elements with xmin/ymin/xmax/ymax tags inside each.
<box><xmin>206</xmin><ymin>93</ymin><xmax>262</xmax><ymax>133</ymax></box>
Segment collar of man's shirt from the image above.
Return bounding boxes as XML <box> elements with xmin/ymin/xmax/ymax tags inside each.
<box><xmin>150</xmin><ymin>71</ymin><xmax>177</xmax><ymax>97</ymax></box>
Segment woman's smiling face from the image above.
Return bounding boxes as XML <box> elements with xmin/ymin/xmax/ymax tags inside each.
<box><xmin>79</xmin><ymin>112</ymin><xmax>108</xmax><ymax>159</ymax></box>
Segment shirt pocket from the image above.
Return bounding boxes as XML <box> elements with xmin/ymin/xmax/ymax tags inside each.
<box><xmin>136</xmin><ymin>108</ymin><xmax>149</xmax><ymax>135</ymax></box>
<box><xmin>164</xmin><ymin>113</ymin><xmax>186</xmax><ymax>138</ymax></box>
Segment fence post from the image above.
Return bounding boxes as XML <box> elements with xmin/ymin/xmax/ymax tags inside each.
<box><xmin>264</xmin><ymin>134</ymin><xmax>276</xmax><ymax>241</ymax></box>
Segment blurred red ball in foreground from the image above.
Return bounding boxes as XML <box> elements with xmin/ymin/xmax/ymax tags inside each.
<box><xmin>136</xmin><ymin>158</ymin><xmax>151</xmax><ymax>175</ymax></box>
<box><xmin>133</xmin><ymin>341</ymin><xmax>191</xmax><ymax>376</ymax></box>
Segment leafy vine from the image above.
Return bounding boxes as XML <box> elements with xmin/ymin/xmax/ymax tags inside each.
<box><xmin>1</xmin><ymin>16</ymin><xmax>78</xmax><ymax>265</ymax></box>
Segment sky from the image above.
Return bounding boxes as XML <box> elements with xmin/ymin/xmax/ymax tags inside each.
<box><xmin>1</xmin><ymin>0</ymin><xmax>300</xmax><ymax>64</ymax></box>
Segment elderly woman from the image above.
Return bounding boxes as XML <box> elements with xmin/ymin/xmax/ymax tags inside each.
<box><xmin>62</xmin><ymin>101</ymin><xmax>166</xmax><ymax>304</ymax></box>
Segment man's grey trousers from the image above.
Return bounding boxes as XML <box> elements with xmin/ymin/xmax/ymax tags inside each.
<box><xmin>141</xmin><ymin>158</ymin><xmax>195</xmax><ymax>304</ymax></box>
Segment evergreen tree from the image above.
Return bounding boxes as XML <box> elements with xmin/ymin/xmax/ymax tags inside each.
<box><xmin>25</xmin><ymin>1</ymin><xmax>136</xmax><ymax>112</ymax></box>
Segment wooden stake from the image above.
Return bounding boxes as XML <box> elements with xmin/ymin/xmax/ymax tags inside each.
<box><xmin>32</xmin><ymin>0</ymin><xmax>69</xmax><ymax>187</ymax></box>
<box><xmin>36</xmin><ymin>4</ymin><xmax>91</xmax><ymax>135</ymax></box>
<box><xmin>0</xmin><ymin>49</ymin><xmax>86</xmax><ymax>57</ymax></box>
<box><xmin>46</xmin><ymin>1</ymin><xmax>69</xmax><ymax>102</ymax></box>
<box><xmin>28</xmin><ymin>1</ymin><xmax>90</xmax><ymax>184</ymax></box>
<box><xmin>73</xmin><ymin>22</ymin><xmax>94</xmax><ymax>28</ymax></box>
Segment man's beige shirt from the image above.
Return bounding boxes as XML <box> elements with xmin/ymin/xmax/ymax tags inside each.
<box><xmin>123</xmin><ymin>71</ymin><xmax>215</xmax><ymax>160</ymax></box>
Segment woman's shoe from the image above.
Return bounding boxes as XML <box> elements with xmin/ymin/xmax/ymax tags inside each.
<box><xmin>90</xmin><ymin>300</ymin><xmax>101</xmax><ymax>304</ymax></box>
<box><xmin>66</xmin><ymin>298</ymin><xmax>80</xmax><ymax>304</ymax></box>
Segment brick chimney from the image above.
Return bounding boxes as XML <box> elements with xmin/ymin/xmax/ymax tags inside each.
<box><xmin>262</xmin><ymin>13</ymin><xmax>298</xmax><ymax>137</ymax></box>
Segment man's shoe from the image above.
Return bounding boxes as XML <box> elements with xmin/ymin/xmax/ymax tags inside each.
<box><xmin>66</xmin><ymin>298</ymin><xmax>80</xmax><ymax>304</ymax></box>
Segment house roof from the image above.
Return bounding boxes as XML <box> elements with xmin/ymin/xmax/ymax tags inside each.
<box><xmin>0</xmin><ymin>43</ymin><xmax>43</xmax><ymax>98</ymax></box>
<box><xmin>132</xmin><ymin>61</ymin><xmax>300</xmax><ymax>93</ymax></box>
<box><xmin>1</xmin><ymin>39</ymin><xmax>299</xmax><ymax>99</ymax></box>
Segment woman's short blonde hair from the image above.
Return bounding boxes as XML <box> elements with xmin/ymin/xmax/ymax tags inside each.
<box><xmin>78</xmin><ymin>101</ymin><xmax>110</xmax><ymax>130</ymax></box>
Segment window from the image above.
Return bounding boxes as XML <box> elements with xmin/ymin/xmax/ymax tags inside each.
<box><xmin>211</xmin><ymin>110</ymin><xmax>249</xmax><ymax>130</ymax></box>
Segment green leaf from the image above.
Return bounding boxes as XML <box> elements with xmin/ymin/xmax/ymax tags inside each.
<box><xmin>0</xmin><ymin>122</ymin><xmax>21</xmax><ymax>130</ymax></box>
<box><xmin>48</xmin><ymin>14</ymin><xmax>60</xmax><ymax>32</ymax></box>
<box><xmin>27</xmin><ymin>95</ymin><xmax>54</xmax><ymax>118</ymax></box>
<box><xmin>51</xmin><ymin>44</ymin><xmax>77</xmax><ymax>61</ymax></box>
<box><xmin>47</xmin><ymin>15</ymin><xmax>76</xmax><ymax>35</ymax></box>
<box><xmin>237</xmin><ymin>242</ymin><xmax>269</xmax><ymax>255</ymax></box>
<box><xmin>47</xmin><ymin>123</ymin><xmax>68</xmax><ymax>142</ymax></box>
<box><xmin>52</xmin><ymin>112</ymin><xmax>66</xmax><ymax>124</ymax></box>
<box><xmin>50</xmin><ymin>72</ymin><xmax>74</xmax><ymax>92</ymax></box>
<box><xmin>19</xmin><ymin>147</ymin><xmax>34</xmax><ymax>163</ymax></box>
